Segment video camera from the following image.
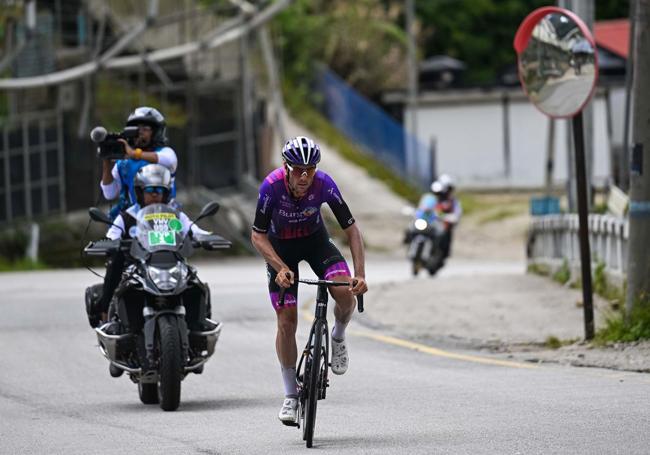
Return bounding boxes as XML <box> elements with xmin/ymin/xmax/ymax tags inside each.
<box><xmin>90</xmin><ymin>126</ymin><xmax>140</xmax><ymax>160</ymax></box>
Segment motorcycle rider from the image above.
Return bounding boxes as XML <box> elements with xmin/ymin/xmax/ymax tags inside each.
<box><xmin>250</xmin><ymin>136</ymin><xmax>368</xmax><ymax>425</ymax></box>
<box><xmin>432</xmin><ymin>174</ymin><xmax>462</xmax><ymax>268</ymax></box>
<box><xmin>100</xmin><ymin>107</ymin><xmax>178</xmax><ymax>220</ymax></box>
<box><xmin>88</xmin><ymin>164</ymin><xmax>208</xmax><ymax>328</ymax></box>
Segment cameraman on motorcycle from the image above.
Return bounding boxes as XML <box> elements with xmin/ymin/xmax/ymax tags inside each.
<box><xmin>87</xmin><ymin>164</ymin><xmax>208</xmax><ymax>329</ymax></box>
<box><xmin>100</xmin><ymin>107</ymin><xmax>178</xmax><ymax>220</ymax></box>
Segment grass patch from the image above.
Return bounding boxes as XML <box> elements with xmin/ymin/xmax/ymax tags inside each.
<box><xmin>0</xmin><ymin>257</ymin><xmax>46</xmax><ymax>272</ymax></box>
<box><xmin>477</xmin><ymin>208</ymin><xmax>521</xmax><ymax>225</ymax></box>
<box><xmin>552</xmin><ymin>259</ymin><xmax>571</xmax><ymax>285</ymax></box>
<box><xmin>527</xmin><ymin>262</ymin><xmax>550</xmax><ymax>276</ymax></box>
<box><xmin>283</xmin><ymin>80</ymin><xmax>422</xmax><ymax>204</ymax></box>
<box><xmin>593</xmin><ymin>261</ymin><xmax>625</xmax><ymax>304</ymax></box>
<box><xmin>545</xmin><ymin>336</ymin><xmax>562</xmax><ymax>349</ymax></box>
<box><xmin>596</xmin><ymin>301</ymin><xmax>650</xmax><ymax>343</ymax></box>
<box><xmin>545</xmin><ymin>335</ymin><xmax>578</xmax><ymax>349</ymax></box>
<box><xmin>457</xmin><ymin>192</ymin><xmax>480</xmax><ymax>217</ymax></box>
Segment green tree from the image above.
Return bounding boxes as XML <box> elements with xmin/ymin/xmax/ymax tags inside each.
<box><xmin>416</xmin><ymin>0</ymin><xmax>548</xmax><ymax>85</ymax></box>
<box><xmin>416</xmin><ymin>0</ymin><xmax>630</xmax><ymax>86</ymax></box>
<box><xmin>273</xmin><ymin>0</ymin><xmax>407</xmax><ymax>97</ymax></box>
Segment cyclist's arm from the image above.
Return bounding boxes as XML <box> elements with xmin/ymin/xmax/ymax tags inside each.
<box><xmin>343</xmin><ymin>223</ymin><xmax>365</xmax><ymax>279</ymax></box>
<box><xmin>251</xmin><ymin>231</ymin><xmax>289</xmax><ymax>273</ymax></box>
<box><xmin>250</xmin><ymin>181</ymin><xmax>292</xmax><ymax>280</ymax></box>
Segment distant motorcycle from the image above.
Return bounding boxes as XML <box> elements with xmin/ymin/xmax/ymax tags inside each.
<box><xmin>84</xmin><ymin>202</ymin><xmax>231</xmax><ymax>411</ymax></box>
<box><xmin>405</xmin><ymin>216</ymin><xmax>446</xmax><ymax>276</ymax></box>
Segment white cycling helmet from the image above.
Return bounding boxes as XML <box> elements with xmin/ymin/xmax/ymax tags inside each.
<box><xmin>431</xmin><ymin>181</ymin><xmax>445</xmax><ymax>194</ymax></box>
<box><xmin>437</xmin><ymin>174</ymin><xmax>455</xmax><ymax>190</ymax></box>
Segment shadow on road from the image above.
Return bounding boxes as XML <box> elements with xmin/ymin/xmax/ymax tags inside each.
<box><xmin>112</xmin><ymin>396</ymin><xmax>271</xmax><ymax>413</ymax></box>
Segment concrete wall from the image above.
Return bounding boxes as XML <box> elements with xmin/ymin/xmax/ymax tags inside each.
<box><xmin>404</xmin><ymin>87</ymin><xmax>624</xmax><ymax>189</ymax></box>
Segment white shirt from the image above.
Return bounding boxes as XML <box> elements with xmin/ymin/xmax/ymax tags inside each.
<box><xmin>106</xmin><ymin>205</ymin><xmax>209</xmax><ymax>240</ymax></box>
<box><xmin>100</xmin><ymin>146</ymin><xmax>178</xmax><ymax>200</ymax></box>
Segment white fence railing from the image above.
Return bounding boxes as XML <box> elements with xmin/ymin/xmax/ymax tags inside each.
<box><xmin>528</xmin><ymin>214</ymin><xmax>629</xmax><ymax>277</ymax></box>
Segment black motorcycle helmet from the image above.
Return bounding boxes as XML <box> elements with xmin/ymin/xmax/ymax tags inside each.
<box><xmin>134</xmin><ymin>164</ymin><xmax>172</xmax><ymax>206</ymax></box>
<box><xmin>126</xmin><ymin>106</ymin><xmax>168</xmax><ymax>147</ymax></box>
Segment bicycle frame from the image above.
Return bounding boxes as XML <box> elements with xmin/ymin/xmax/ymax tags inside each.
<box><xmin>278</xmin><ymin>277</ymin><xmax>363</xmax><ymax>447</ymax></box>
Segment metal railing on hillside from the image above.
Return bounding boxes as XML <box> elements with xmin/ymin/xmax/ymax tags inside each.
<box><xmin>317</xmin><ymin>67</ymin><xmax>433</xmax><ymax>189</ymax></box>
<box><xmin>528</xmin><ymin>214</ymin><xmax>629</xmax><ymax>277</ymax></box>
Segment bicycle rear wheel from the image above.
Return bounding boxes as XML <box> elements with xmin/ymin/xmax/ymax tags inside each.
<box><xmin>304</xmin><ymin>319</ymin><xmax>327</xmax><ymax>448</ymax></box>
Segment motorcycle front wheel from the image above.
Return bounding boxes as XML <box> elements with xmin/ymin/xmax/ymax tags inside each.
<box><xmin>157</xmin><ymin>315</ymin><xmax>182</xmax><ymax>411</ymax></box>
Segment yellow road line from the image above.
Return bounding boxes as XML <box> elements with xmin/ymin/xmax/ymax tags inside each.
<box><xmin>349</xmin><ymin>330</ymin><xmax>538</xmax><ymax>369</ymax></box>
<box><xmin>299</xmin><ymin>300</ymin><xmax>536</xmax><ymax>369</ymax></box>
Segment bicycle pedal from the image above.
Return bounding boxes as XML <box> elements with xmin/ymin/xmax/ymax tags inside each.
<box><xmin>282</xmin><ymin>420</ymin><xmax>300</xmax><ymax>428</ymax></box>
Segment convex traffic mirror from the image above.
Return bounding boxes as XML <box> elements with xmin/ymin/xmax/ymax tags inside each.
<box><xmin>514</xmin><ymin>7</ymin><xmax>598</xmax><ymax>118</ymax></box>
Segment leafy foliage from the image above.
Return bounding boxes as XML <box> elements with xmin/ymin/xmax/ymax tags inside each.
<box><xmin>416</xmin><ymin>0</ymin><xmax>550</xmax><ymax>85</ymax></box>
<box><xmin>597</xmin><ymin>300</ymin><xmax>650</xmax><ymax>343</ymax></box>
<box><xmin>273</xmin><ymin>0</ymin><xmax>407</xmax><ymax>97</ymax></box>
<box><xmin>416</xmin><ymin>0</ymin><xmax>630</xmax><ymax>86</ymax></box>
<box><xmin>283</xmin><ymin>80</ymin><xmax>421</xmax><ymax>203</ymax></box>
<box><xmin>552</xmin><ymin>259</ymin><xmax>571</xmax><ymax>285</ymax></box>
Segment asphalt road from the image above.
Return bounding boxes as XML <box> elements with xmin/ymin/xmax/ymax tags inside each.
<box><xmin>1</xmin><ymin>257</ymin><xmax>648</xmax><ymax>454</ymax></box>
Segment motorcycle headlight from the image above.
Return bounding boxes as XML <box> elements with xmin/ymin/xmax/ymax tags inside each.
<box><xmin>414</xmin><ymin>219</ymin><xmax>428</xmax><ymax>231</ymax></box>
<box><xmin>148</xmin><ymin>262</ymin><xmax>188</xmax><ymax>291</ymax></box>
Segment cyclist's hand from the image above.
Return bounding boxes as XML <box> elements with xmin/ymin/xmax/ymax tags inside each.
<box><xmin>349</xmin><ymin>276</ymin><xmax>367</xmax><ymax>295</ymax></box>
<box><xmin>275</xmin><ymin>268</ymin><xmax>294</xmax><ymax>288</ymax></box>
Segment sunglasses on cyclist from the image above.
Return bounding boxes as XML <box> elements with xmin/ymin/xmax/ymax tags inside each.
<box><xmin>286</xmin><ymin>163</ymin><xmax>317</xmax><ymax>178</ymax></box>
<box><xmin>143</xmin><ymin>186</ymin><xmax>165</xmax><ymax>194</ymax></box>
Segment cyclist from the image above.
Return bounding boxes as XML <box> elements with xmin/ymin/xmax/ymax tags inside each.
<box><xmin>250</xmin><ymin>136</ymin><xmax>368</xmax><ymax>425</ymax></box>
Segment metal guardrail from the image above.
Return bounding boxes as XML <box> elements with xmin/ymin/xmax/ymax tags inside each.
<box><xmin>528</xmin><ymin>214</ymin><xmax>629</xmax><ymax>276</ymax></box>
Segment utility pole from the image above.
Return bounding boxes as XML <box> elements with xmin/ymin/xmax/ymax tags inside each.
<box><xmin>405</xmin><ymin>0</ymin><xmax>418</xmax><ymax>180</ymax></box>
<box><xmin>545</xmin><ymin>118</ymin><xmax>555</xmax><ymax>195</ymax></box>
<box><xmin>559</xmin><ymin>0</ymin><xmax>594</xmax><ymax>209</ymax></box>
<box><xmin>626</xmin><ymin>0</ymin><xmax>650</xmax><ymax>314</ymax></box>
<box><xmin>622</xmin><ymin>0</ymin><xmax>637</xmax><ymax>192</ymax></box>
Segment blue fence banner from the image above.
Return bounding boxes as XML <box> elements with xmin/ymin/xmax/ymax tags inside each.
<box><xmin>317</xmin><ymin>68</ymin><xmax>432</xmax><ymax>189</ymax></box>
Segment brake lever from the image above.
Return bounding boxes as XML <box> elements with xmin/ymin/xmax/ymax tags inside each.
<box><xmin>352</xmin><ymin>279</ymin><xmax>364</xmax><ymax>313</ymax></box>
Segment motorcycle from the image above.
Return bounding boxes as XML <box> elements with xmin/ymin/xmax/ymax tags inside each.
<box><xmin>405</xmin><ymin>216</ymin><xmax>446</xmax><ymax>277</ymax></box>
<box><xmin>84</xmin><ymin>201</ymin><xmax>231</xmax><ymax>411</ymax></box>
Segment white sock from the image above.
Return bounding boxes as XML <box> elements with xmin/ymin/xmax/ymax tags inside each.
<box><xmin>281</xmin><ymin>366</ymin><xmax>298</xmax><ymax>398</ymax></box>
<box><xmin>332</xmin><ymin>319</ymin><xmax>349</xmax><ymax>341</ymax></box>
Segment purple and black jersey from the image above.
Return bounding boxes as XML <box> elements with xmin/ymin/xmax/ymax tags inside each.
<box><xmin>252</xmin><ymin>167</ymin><xmax>355</xmax><ymax>239</ymax></box>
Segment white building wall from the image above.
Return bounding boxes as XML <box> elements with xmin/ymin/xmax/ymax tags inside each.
<box><xmin>418</xmin><ymin>103</ymin><xmax>504</xmax><ymax>186</ymax></box>
<box><xmin>406</xmin><ymin>88</ymin><xmax>622</xmax><ymax>189</ymax></box>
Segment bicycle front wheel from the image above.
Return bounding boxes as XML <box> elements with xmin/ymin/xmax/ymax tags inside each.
<box><xmin>304</xmin><ymin>319</ymin><xmax>327</xmax><ymax>448</ymax></box>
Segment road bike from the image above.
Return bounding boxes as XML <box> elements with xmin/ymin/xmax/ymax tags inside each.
<box><xmin>279</xmin><ymin>278</ymin><xmax>364</xmax><ymax>448</ymax></box>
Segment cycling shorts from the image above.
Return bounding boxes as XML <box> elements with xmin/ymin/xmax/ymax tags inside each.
<box><xmin>266</xmin><ymin>228</ymin><xmax>351</xmax><ymax>311</ymax></box>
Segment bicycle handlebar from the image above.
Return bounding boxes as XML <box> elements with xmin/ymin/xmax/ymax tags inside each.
<box><xmin>278</xmin><ymin>275</ymin><xmax>364</xmax><ymax>312</ymax></box>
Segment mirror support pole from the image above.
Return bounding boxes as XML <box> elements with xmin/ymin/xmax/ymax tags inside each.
<box><xmin>572</xmin><ymin>111</ymin><xmax>595</xmax><ymax>340</ymax></box>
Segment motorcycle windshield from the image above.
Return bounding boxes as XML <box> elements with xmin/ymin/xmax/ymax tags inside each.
<box><xmin>135</xmin><ymin>204</ymin><xmax>185</xmax><ymax>253</ymax></box>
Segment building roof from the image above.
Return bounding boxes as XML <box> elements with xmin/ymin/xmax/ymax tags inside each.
<box><xmin>419</xmin><ymin>55</ymin><xmax>466</xmax><ymax>73</ymax></box>
<box><xmin>594</xmin><ymin>19</ymin><xmax>629</xmax><ymax>59</ymax></box>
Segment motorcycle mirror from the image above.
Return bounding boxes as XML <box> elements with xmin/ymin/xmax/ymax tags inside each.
<box><xmin>195</xmin><ymin>201</ymin><xmax>220</xmax><ymax>222</ymax></box>
<box><xmin>89</xmin><ymin>207</ymin><xmax>113</xmax><ymax>225</ymax></box>
<box><xmin>88</xmin><ymin>207</ymin><xmax>124</xmax><ymax>233</ymax></box>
